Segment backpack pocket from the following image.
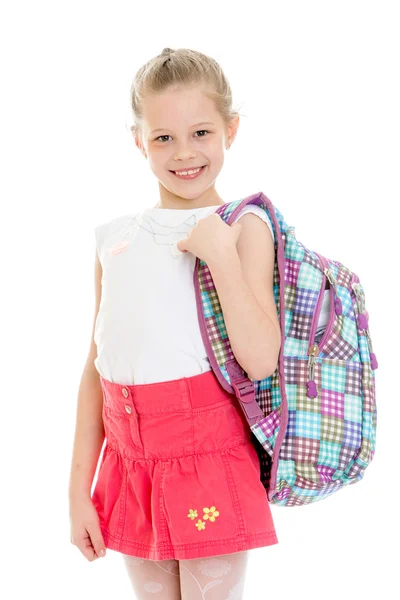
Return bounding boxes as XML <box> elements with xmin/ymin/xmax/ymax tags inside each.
<box><xmin>309</xmin><ymin>254</ymin><xmax>359</xmax><ymax>369</ymax></box>
<box><xmin>250</xmin><ymin>353</ymin><xmax>377</xmax><ymax>505</ymax></box>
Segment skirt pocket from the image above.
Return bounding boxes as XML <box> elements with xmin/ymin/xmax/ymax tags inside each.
<box><xmin>102</xmin><ymin>404</ymin><xmax>144</xmax><ymax>454</ymax></box>
<box><xmin>191</xmin><ymin>399</ymin><xmax>250</xmax><ymax>454</ymax></box>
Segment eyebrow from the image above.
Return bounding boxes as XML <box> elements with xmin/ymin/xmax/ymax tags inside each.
<box><xmin>150</xmin><ymin>122</ymin><xmax>215</xmax><ymax>135</ymax></box>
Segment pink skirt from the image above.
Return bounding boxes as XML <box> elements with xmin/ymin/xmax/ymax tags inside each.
<box><xmin>91</xmin><ymin>369</ymin><xmax>278</xmax><ymax>560</ymax></box>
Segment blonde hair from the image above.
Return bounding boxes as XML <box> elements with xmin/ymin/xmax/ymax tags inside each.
<box><xmin>129</xmin><ymin>47</ymin><xmax>242</xmax><ymax>136</ymax></box>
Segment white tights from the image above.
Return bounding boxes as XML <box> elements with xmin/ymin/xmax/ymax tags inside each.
<box><xmin>122</xmin><ymin>550</ymin><xmax>249</xmax><ymax>599</ymax></box>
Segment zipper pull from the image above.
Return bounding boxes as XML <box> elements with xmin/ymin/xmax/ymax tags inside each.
<box><xmin>365</xmin><ymin>329</ymin><xmax>379</xmax><ymax>370</ymax></box>
<box><xmin>352</xmin><ymin>282</ymin><xmax>369</xmax><ymax>328</ymax></box>
<box><xmin>358</xmin><ymin>312</ymin><xmax>369</xmax><ymax>330</ymax></box>
<box><xmin>351</xmin><ymin>282</ymin><xmax>365</xmax><ymax>310</ymax></box>
<box><xmin>307</xmin><ymin>344</ymin><xmax>319</xmax><ymax>398</ymax></box>
<box><xmin>351</xmin><ymin>282</ymin><xmax>368</xmax><ymax>329</ymax></box>
<box><xmin>352</xmin><ymin>282</ymin><xmax>378</xmax><ymax>370</ymax></box>
<box><xmin>324</xmin><ymin>268</ymin><xmax>342</xmax><ymax>315</ymax></box>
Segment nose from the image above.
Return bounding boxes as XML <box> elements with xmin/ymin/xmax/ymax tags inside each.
<box><xmin>172</xmin><ymin>140</ymin><xmax>198</xmax><ymax>162</ymax></box>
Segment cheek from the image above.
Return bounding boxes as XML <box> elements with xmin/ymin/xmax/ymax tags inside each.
<box><xmin>208</xmin><ymin>137</ymin><xmax>226</xmax><ymax>158</ymax></box>
<box><xmin>208</xmin><ymin>148</ymin><xmax>225</xmax><ymax>171</ymax></box>
<box><xmin>147</xmin><ymin>150</ymin><xmax>166</xmax><ymax>170</ymax></box>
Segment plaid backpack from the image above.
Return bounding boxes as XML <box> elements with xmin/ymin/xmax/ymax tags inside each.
<box><xmin>194</xmin><ymin>191</ymin><xmax>378</xmax><ymax>507</ymax></box>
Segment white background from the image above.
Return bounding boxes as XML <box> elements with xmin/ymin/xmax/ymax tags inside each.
<box><xmin>2</xmin><ymin>1</ymin><xmax>398</xmax><ymax>598</ymax></box>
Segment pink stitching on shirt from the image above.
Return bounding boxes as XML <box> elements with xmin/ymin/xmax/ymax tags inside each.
<box><xmin>108</xmin><ymin>241</ymin><xmax>130</xmax><ymax>255</ymax></box>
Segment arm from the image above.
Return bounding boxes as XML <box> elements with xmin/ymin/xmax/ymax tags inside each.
<box><xmin>206</xmin><ymin>213</ymin><xmax>281</xmax><ymax>381</ymax></box>
<box><xmin>69</xmin><ymin>249</ymin><xmax>107</xmax><ymax>562</ymax></box>
<box><xmin>68</xmin><ymin>250</ymin><xmax>105</xmax><ymax>500</ymax></box>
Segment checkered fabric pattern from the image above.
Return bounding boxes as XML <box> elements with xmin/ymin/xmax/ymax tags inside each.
<box><xmin>194</xmin><ymin>191</ymin><xmax>377</xmax><ymax>507</ymax></box>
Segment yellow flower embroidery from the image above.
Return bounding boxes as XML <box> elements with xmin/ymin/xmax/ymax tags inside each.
<box><xmin>187</xmin><ymin>509</ymin><xmax>198</xmax><ymax>520</ymax></box>
<box><xmin>203</xmin><ymin>506</ymin><xmax>220</xmax><ymax>522</ymax></box>
<box><xmin>195</xmin><ymin>519</ymin><xmax>206</xmax><ymax>531</ymax></box>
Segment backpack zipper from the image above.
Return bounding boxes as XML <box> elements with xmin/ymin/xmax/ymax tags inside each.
<box><xmin>306</xmin><ymin>252</ymin><xmax>342</xmax><ymax>398</ymax></box>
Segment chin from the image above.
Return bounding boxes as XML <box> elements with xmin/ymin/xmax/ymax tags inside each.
<box><xmin>158</xmin><ymin>180</ymin><xmax>208</xmax><ymax>200</ymax></box>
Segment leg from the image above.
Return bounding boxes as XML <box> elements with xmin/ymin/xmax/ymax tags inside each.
<box><xmin>179</xmin><ymin>550</ymin><xmax>249</xmax><ymax>600</ymax></box>
<box><xmin>122</xmin><ymin>553</ymin><xmax>181</xmax><ymax>599</ymax></box>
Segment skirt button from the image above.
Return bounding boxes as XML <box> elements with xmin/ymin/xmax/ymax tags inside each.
<box><xmin>122</xmin><ymin>387</ymin><xmax>129</xmax><ymax>398</ymax></box>
<box><xmin>124</xmin><ymin>405</ymin><xmax>132</xmax><ymax>414</ymax></box>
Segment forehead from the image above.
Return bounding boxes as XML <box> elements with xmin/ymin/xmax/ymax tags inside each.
<box><xmin>142</xmin><ymin>84</ymin><xmax>221</xmax><ymax>132</ymax></box>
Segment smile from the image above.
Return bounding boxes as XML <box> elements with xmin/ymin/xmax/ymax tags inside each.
<box><xmin>170</xmin><ymin>165</ymin><xmax>207</xmax><ymax>179</ymax></box>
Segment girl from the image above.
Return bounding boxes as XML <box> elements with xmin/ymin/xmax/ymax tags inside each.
<box><xmin>69</xmin><ymin>47</ymin><xmax>285</xmax><ymax>600</ymax></box>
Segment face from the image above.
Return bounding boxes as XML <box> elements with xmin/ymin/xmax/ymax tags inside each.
<box><xmin>134</xmin><ymin>83</ymin><xmax>239</xmax><ymax>207</ymax></box>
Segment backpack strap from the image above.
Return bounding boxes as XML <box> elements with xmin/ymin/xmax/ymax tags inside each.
<box><xmin>194</xmin><ymin>191</ymin><xmax>287</xmax><ymax>426</ymax></box>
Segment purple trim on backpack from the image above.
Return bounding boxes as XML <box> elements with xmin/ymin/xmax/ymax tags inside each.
<box><xmin>308</xmin><ymin>252</ymin><xmax>328</xmax><ymax>348</ymax></box>
<box><xmin>316</xmin><ymin>285</ymin><xmax>335</xmax><ymax>352</ymax></box>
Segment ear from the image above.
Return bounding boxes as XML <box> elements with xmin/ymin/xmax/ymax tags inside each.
<box><xmin>225</xmin><ymin>115</ymin><xmax>240</xmax><ymax>149</ymax></box>
<box><xmin>134</xmin><ymin>132</ymin><xmax>147</xmax><ymax>159</ymax></box>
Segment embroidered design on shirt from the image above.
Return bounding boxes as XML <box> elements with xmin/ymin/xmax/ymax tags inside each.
<box><xmin>138</xmin><ymin>213</ymin><xmax>197</xmax><ymax>247</ymax></box>
<box><xmin>108</xmin><ymin>240</ymin><xmax>130</xmax><ymax>256</ymax></box>
<box><xmin>102</xmin><ymin>210</ymin><xmax>207</xmax><ymax>259</ymax></box>
<box><xmin>101</xmin><ymin>213</ymin><xmax>139</xmax><ymax>257</ymax></box>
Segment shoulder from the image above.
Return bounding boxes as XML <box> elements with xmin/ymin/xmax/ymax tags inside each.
<box><xmin>94</xmin><ymin>213</ymin><xmax>131</xmax><ymax>240</ymax></box>
<box><xmin>94</xmin><ymin>212</ymin><xmax>139</xmax><ymax>253</ymax></box>
<box><xmin>233</xmin><ymin>203</ymin><xmax>274</xmax><ymax>240</ymax></box>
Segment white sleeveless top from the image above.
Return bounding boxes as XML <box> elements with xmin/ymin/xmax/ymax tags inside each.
<box><xmin>93</xmin><ymin>202</ymin><xmax>330</xmax><ymax>385</ymax></box>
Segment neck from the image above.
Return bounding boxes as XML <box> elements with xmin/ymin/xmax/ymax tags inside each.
<box><xmin>155</xmin><ymin>182</ymin><xmax>225</xmax><ymax>209</ymax></box>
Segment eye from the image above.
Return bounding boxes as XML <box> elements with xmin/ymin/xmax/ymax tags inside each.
<box><xmin>155</xmin><ymin>130</ymin><xmax>210</xmax><ymax>142</ymax></box>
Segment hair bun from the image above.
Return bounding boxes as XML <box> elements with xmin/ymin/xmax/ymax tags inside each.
<box><xmin>161</xmin><ymin>47</ymin><xmax>174</xmax><ymax>56</ymax></box>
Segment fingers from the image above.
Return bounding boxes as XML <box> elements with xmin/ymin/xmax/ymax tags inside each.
<box><xmin>71</xmin><ymin>525</ymin><xmax>106</xmax><ymax>562</ymax></box>
<box><xmin>174</xmin><ymin>240</ymin><xmax>187</xmax><ymax>255</ymax></box>
<box><xmin>86</xmin><ymin>522</ymin><xmax>107</xmax><ymax>560</ymax></box>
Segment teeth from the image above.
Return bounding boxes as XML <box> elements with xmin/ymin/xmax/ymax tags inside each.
<box><xmin>175</xmin><ymin>167</ymin><xmax>202</xmax><ymax>175</ymax></box>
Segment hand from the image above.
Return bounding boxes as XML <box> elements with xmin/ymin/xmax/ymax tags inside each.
<box><xmin>69</xmin><ymin>495</ymin><xmax>107</xmax><ymax>562</ymax></box>
<box><xmin>177</xmin><ymin>213</ymin><xmax>243</xmax><ymax>264</ymax></box>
